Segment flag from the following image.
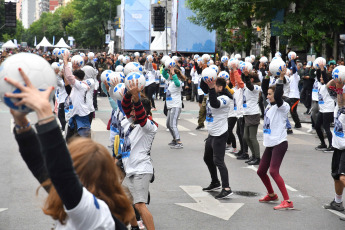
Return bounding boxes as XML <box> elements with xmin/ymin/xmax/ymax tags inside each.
<box><xmin>34</xmin><ymin>36</ymin><xmax>37</xmax><ymax>46</ymax></box>
<box><xmin>53</xmin><ymin>36</ymin><xmax>55</xmax><ymax>45</ymax></box>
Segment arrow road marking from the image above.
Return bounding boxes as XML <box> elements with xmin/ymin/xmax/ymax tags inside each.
<box><xmin>176</xmin><ymin>186</ymin><xmax>244</xmax><ymax>220</ymax></box>
<box><xmin>0</xmin><ymin>208</ymin><xmax>8</xmax><ymax>213</ymax></box>
<box><xmin>242</xmin><ymin>166</ymin><xmax>298</xmax><ymax>192</ymax></box>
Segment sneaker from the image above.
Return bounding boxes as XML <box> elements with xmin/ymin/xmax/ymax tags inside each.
<box><xmin>307</xmin><ymin>128</ymin><xmax>316</xmax><ymax>134</ymax></box>
<box><xmin>323</xmin><ymin>200</ymin><xmax>345</xmax><ymax>211</ymax></box>
<box><xmin>245</xmin><ymin>156</ymin><xmax>255</xmax><ymax>164</ymax></box>
<box><xmin>315</xmin><ymin>144</ymin><xmax>327</xmax><ymax>151</ymax></box>
<box><xmin>202</xmin><ymin>182</ymin><xmax>221</xmax><ymax>191</ymax></box>
<box><xmin>234</xmin><ymin>150</ymin><xmax>243</xmax><ymax>157</ymax></box>
<box><xmin>248</xmin><ymin>158</ymin><xmax>260</xmax><ymax>165</ymax></box>
<box><xmin>196</xmin><ymin>125</ymin><xmax>205</xmax><ymax>130</ymax></box>
<box><xmin>287</xmin><ymin>129</ymin><xmax>293</xmax><ymax>134</ymax></box>
<box><xmin>225</xmin><ymin>145</ymin><xmax>232</xmax><ymax>151</ymax></box>
<box><xmin>215</xmin><ymin>188</ymin><xmax>233</xmax><ymax>199</ymax></box>
<box><xmin>166</xmin><ymin>128</ymin><xmax>170</xmax><ymax>132</ymax></box>
<box><xmin>231</xmin><ymin>148</ymin><xmax>239</xmax><ymax>154</ymax></box>
<box><xmin>170</xmin><ymin>143</ymin><xmax>183</xmax><ymax>149</ymax></box>
<box><xmin>259</xmin><ymin>194</ymin><xmax>279</xmax><ymax>202</ymax></box>
<box><xmin>323</xmin><ymin>146</ymin><xmax>335</xmax><ymax>153</ymax></box>
<box><xmin>274</xmin><ymin>200</ymin><xmax>294</xmax><ymax>210</ymax></box>
<box><xmin>151</xmin><ymin>108</ymin><xmax>157</xmax><ymax>111</ymax></box>
<box><xmin>237</xmin><ymin>153</ymin><xmax>249</xmax><ymax>160</ymax></box>
<box><xmin>168</xmin><ymin>140</ymin><xmax>176</xmax><ymax>146</ymax></box>
<box><xmin>137</xmin><ymin>220</ymin><xmax>145</xmax><ymax>230</ymax></box>
<box><xmin>294</xmin><ymin>125</ymin><xmax>302</xmax><ymax>129</ymax></box>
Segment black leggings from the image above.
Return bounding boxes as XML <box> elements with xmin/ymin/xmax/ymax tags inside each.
<box><xmin>227</xmin><ymin>117</ymin><xmax>237</xmax><ymax>147</ymax></box>
<box><xmin>204</xmin><ymin>132</ymin><xmax>230</xmax><ymax>188</ymax></box>
<box><xmin>315</xmin><ymin>111</ymin><xmax>333</xmax><ymax>147</ymax></box>
<box><xmin>58</xmin><ymin>103</ymin><xmax>66</xmax><ymax>130</ymax></box>
<box><xmin>236</xmin><ymin>117</ymin><xmax>248</xmax><ymax>152</ymax></box>
<box><xmin>145</xmin><ymin>83</ymin><xmax>156</xmax><ymax>109</ymax></box>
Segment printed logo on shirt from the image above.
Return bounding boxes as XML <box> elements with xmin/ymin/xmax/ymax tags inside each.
<box><xmin>243</xmin><ymin>93</ymin><xmax>247</xmax><ymax>108</ymax></box>
<box><xmin>234</xmin><ymin>98</ymin><xmax>237</xmax><ymax>110</ymax></box>
<box><xmin>263</xmin><ymin>107</ymin><xmax>271</xmax><ymax>134</ymax></box>
<box><xmin>206</xmin><ymin>101</ymin><xmax>214</xmax><ymax>122</ymax></box>
<box><xmin>166</xmin><ymin>89</ymin><xmax>172</xmax><ymax>101</ymax></box>
<box><xmin>318</xmin><ymin>92</ymin><xmax>324</xmax><ymax>104</ymax></box>
<box><xmin>334</xmin><ymin>110</ymin><xmax>344</xmax><ymax>138</ymax></box>
<box><xmin>221</xmin><ymin>98</ymin><xmax>226</xmax><ymax>105</ymax></box>
<box><xmin>121</xmin><ymin>124</ymin><xmax>135</xmax><ymax>158</ymax></box>
<box><xmin>93</xmin><ymin>195</ymin><xmax>100</xmax><ymax>209</ymax></box>
<box><xmin>312</xmin><ymin>82</ymin><xmax>318</xmax><ymax>92</ymax></box>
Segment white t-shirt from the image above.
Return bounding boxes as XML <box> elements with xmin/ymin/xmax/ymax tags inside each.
<box><xmin>166</xmin><ymin>80</ymin><xmax>182</xmax><ymax>109</ymax></box>
<box><xmin>263</xmin><ymin>101</ymin><xmax>290</xmax><ymax>147</ymax></box>
<box><xmin>145</xmin><ymin>70</ymin><xmax>157</xmax><ymax>86</ymax></box>
<box><xmin>227</xmin><ymin>96</ymin><xmax>236</xmax><ymax>118</ymax></box>
<box><xmin>283</xmin><ymin>76</ymin><xmax>290</xmax><ymax>97</ymax></box>
<box><xmin>55</xmin><ymin>75</ymin><xmax>68</xmax><ymax>104</ymax></box>
<box><xmin>191</xmin><ymin>67</ymin><xmax>201</xmax><ymax>84</ymax></box>
<box><xmin>121</xmin><ymin>117</ymin><xmax>157</xmax><ymax>177</ymax></box>
<box><xmin>197</xmin><ymin>78</ymin><xmax>205</xmax><ymax>96</ymax></box>
<box><xmin>288</xmin><ymin>72</ymin><xmax>300</xmax><ymax>99</ymax></box>
<box><xmin>312</xmin><ymin>79</ymin><xmax>319</xmax><ymax>101</ymax></box>
<box><xmin>56</xmin><ymin>187</ymin><xmax>114</xmax><ymax>230</ymax></box>
<box><xmin>318</xmin><ymin>84</ymin><xmax>335</xmax><ymax>113</ymax></box>
<box><xmin>84</xmin><ymin>78</ymin><xmax>95</xmax><ymax>112</ymax></box>
<box><xmin>243</xmin><ymin>85</ymin><xmax>261</xmax><ymax>115</ymax></box>
<box><xmin>82</xmin><ymin>65</ymin><xmax>99</xmax><ymax>90</ymax></box>
<box><xmin>332</xmin><ymin>106</ymin><xmax>345</xmax><ymax>150</ymax></box>
<box><xmin>206</xmin><ymin>94</ymin><xmax>231</xmax><ymax>136</ymax></box>
<box><xmin>233</xmin><ymin>87</ymin><xmax>244</xmax><ymax>118</ymax></box>
<box><xmin>110</xmin><ymin>106</ymin><xmax>125</xmax><ymax>143</ymax></box>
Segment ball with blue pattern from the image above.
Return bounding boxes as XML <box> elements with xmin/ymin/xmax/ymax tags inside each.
<box><xmin>125</xmin><ymin>72</ymin><xmax>146</xmax><ymax>90</ymax></box>
<box><xmin>221</xmin><ymin>56</ymin><xmax>229</xmax><ymax>63</ymax></box>
<box><xmin>218</xmin><ymin>71</ymin><xmax>229</xmax><ymax>80</ymax></box>
<box><xmin>332</xmin><ymin>66</ymin><xmax>345</xmax><ymax>81</ymax></box>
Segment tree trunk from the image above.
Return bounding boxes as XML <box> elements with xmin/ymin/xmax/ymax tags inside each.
<box><xmin>333</xmin><ymin>32</ymin><xmax>338</xmax><ymax>59</ymax></box>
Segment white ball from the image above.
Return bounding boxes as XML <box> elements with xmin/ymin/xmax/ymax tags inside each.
<box><xmin>259</xmin><ymin>56</ymin><xmax>268</xmax><ymax>63</ymax></box>
<box><xmin>194</xmin><ymin>54</ymin><xmax>200</xmax><ymax>60</ymax></box>
<box><xmin>134</xmin><ymin>52</ymin><xmax>140</xmax><ymax>57</ymax></box>
<box><xmin>245</xmin><ymin>56</ymin><xmax>251</xmax><ymax>63</ymax></box>
<box><xmin>332</xmin><ymin>66</ymin><xmax>345</xmax><ymax>81</ymax></box>
<box><xmin>221</xmin><ymin>56</ymin><xmax>229</xmax><ymax>63</ymax></box>
<box><xmin>125</xmin><ymin>72</ymin><xmax>146</xmax><ymax>90</ymax></box>
<box><xmin>111</xmin><ymin>83</ymin><xmax>126</xmax><ymax>101</ymax></box>
<box><xmin>161</xmin><ymin>55</ymin><xmax>169</xmax><ymax>65</ymax></box>
<box><xmin>165</xmin><ymin>58</ymin><xmax>176</xmax><ymax>68</ymax></box>
<box><xmin>272</xmin><ymin>57</ymin><xmax>283</xmax><ymax>62</ymax></box>
<box><xmin>201</xmin><ymin>67</ymin><xmax>217</xmax><ymax>82</ymax></box>
<box><xmin>250</xmin><ymin>55</ymin><xmax>255</xmax><ymax>62</ymax></box>
<box><xmin>228</xmin><ymin>58</ymin><xmax>239</xmax><ymax>69</ymax></box>
<box><xmin>207</xmin><ymin>60</ymin><xmax>214</xmax><ymax>66</ymax></box>
<box><xmin>80</xmin><ymin>53</ymin><xmax>85</xmax><ymax>57</ymax></box>
<box><xmin>108</xmin><ymin>72</ymin><xmax>124</xmax><ymax>85</ymax></box>
<box><xmin>51</xmin><ymin>62</ymin><xmax>60</xmax><ymax>70</ymax></box>
<box><xmin>118</xmin><ymin>55</ymin><xmax>124</xmax><ymax>62</ymax></box>
<box><xmin>209</xmin><ymin>64</ymin><xmax>218</xmax><ymax>73</ymax></box>
<box><xmin>101</xmin><ymin>70</ymin><xmax>114</xmax><ymax>83</ymax></box>
<box><xmin>52</xmin><ymin>48</ymin><xmax>60</xmax><ymax>57</ymax></box>
<box><xmin>269</xmin><ymin>60</ymin><xmax>286</xmax><ymax>77</ymax></box>
<box><xmin>147</xmin><ymin>55</ymin><xmax>153</xmax><ymax>62</ymax></box>
<box><xmin>197</xmin><ymin>58</ymin><xmax>203</xmax><ymax>64</ymax></box>
<box><xmin>313</xmin><ymin>57</ymin><xmax>327</xmax><ymax>69</ymax></box>
<box><xmin>288</xmin><ymin>51</ymin><xmax>296</xmax><ymax>60</ymax></box>
<box><xmin>122</xmin><ymin>56</ymin><xmax>130</xmax><ymax>64</ymax></box>
<box><xmin>235</xmin><ymin>54</ymin><xmax>241</xmax><ymax>59</ymax></box>
<box><xmin>240</xmin><ymin>62</ymin><xmax>253</xmax><ymax>72</ymax></box>
<box><xmin>57</xmin><ymin>48</ymin><xmax>70</xmax><ymax>59</ymax></box>
<box><xmin>71</xmin><ymin>55</ymin><xmax>84</xmax><ymax>68</ymax></box>
<box><xmin>115</xmin><ymin>65</ymin><xmax>124</xmax><ymax>72</ymax></box>
<box><xmin>124</xmin><ymin>62</ymin><xmax>142</xmax><ymax>76</ymax></box>
<box><xmin>202</xmin><ymin>54</ymin><xmax>210</xmax><ymax>63</ymax></box>
<box><xmin>275</xmin><ymin>52</ymin><xmax>282</xmax><ymax>58</ymax></box>
<box><xmin>0</xmin><ymin>53</ymin><xmax>57</xmax><ymax>112</ymax></box>
<box><xmin>88</xmin><ymin>52</ymin><xmax>95</xmax><ymax>59</ymax></box>
<box><xmin>218</xmin><ymin>71</ymin><xmax>229</xmax><ymax>80</ymax></box>
<box><xmin>172</xmin><ymin>56</ymin><xmax>179</xmax><ymax>62</ymax></box>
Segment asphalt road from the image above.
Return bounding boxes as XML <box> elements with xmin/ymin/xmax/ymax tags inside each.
<box><xmin>0</xmin><ymin>96</ymin><xmax>344</xmax><ymax>230</ymax></box>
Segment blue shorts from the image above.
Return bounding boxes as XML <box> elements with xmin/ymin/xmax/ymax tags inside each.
<box><xmin>69</xmin><ymin>115</ymin><xmax>91</xmax><ymax>137</ymax></box>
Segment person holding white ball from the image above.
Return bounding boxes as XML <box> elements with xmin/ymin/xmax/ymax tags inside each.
<box><xmin>288</xmin><ymin>56</ymin><xmax>302</xmax><ymax>129</ymax></box>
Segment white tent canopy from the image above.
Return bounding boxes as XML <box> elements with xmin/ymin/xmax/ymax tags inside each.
<box><xmin>36</xmin><ymin>36</ymin><xmax>53</xmax><ymax>48</ymax></box>
<box><xmin>150</xmin><ymin>29</ymin><xmax>171</xmax><ymax>53</ymax></box>
<box><xmin>55</xmin><ymin>38</ymin><xmax>70</xmax><ymax>48</ymax></box>
<box><xmin>2</xmin><ymin>40</ymin><xmax>17</xmax><ymax>49</ymax></box>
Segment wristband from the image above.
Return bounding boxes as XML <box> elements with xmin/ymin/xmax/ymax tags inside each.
<box><xmin>37</xmin><ymin>115</ymin><xmax>55</xmax><ymax>125</ymax></box>
<box><xmin>15</xmin><ymin>122</ymin><xmax>30</xmax><ymax>131</ymax></box>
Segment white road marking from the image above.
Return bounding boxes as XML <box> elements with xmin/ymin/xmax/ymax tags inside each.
<box><xmin>176</xmin><ymin>186</ymin><xmax>244</xmax><ymax>220</ymax></box>
<box><xmin>327</xmin><ymin>209</ymin><xmax>345</xmax><ymax>220</ymax></box>
<box><xmin>188</xmin><ymin>132</ymin><xmax>197</xmax><ymax>136</ymax></box>
<box><xmin>154</xmin><ymin>118</ymin><xmax>191</xmax><ymax>131</ymax></box>
<box><xmin>242</xmin><ymin>166</ymin><xmax>298</xmax><ymax>192</ymax></box>
<box><xmin>91</xmin><ymin>118</ymin><xmax>107</xmax><ymax>132</ymax></box>
<box><xmin>0</xmin><ymin>208</ymin><xmax>8</xmax><ymax>213</ymax></box>
<box><xmin>226</xmin><ymin>153</ymin><xmax>236</xmax><ymax>159</ymax></box>
<box><xmin>185</xmin><ymin>118</ymin><xmax>198</xmax><ymax>125</ymax></box>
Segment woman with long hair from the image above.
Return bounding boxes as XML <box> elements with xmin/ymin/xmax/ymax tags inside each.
<box><xmin>7</xmin><ymin>69</ymin><xmax>134</xmax><ymax>229</ymax></box>
<box><xmin>162</xmin><ymin>65</ymin><xmax>186</xmax><ymax>149</ymax></box>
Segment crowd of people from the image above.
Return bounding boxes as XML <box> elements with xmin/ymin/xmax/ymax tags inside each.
<box><xmin>2</xmin><ymin>47</ymin><xmax>345</xmax><ymax>229</ymax></box>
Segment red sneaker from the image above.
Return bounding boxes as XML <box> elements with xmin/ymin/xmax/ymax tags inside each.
<box><xmin>259</xmin><ymin>194</ymin><xmax>279</xmax><ymax>202</ymax></box>
<box><xmin>274</xmin><ymin>200</ymin><xmax>294</xmax><ymax>210</ymax></box>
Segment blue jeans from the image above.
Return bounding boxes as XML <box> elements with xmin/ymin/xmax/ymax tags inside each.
<box><xmin>286</xmin><ymin>118</ymin><xmax>292</xmax><ymax>129</ymax></box>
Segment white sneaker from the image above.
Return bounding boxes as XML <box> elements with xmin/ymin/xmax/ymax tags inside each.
<box><xmin>307</xmin><ymin>128</ymin><xmax>316</xmax><ymax>134</ymax></box>
<box><xmin>137</xmin><ymin>220</ymin><xmax>145</xmax><ymax>230</ymax></box>
<box><xmin>166</xmin><ymin>128</ymin><xmax>170</xmax><ymax>132</ymax></box>
<box><xmin>231</xmin><ymin>148</ymin><xmax>239</xmax><ymax>154</ymax></box>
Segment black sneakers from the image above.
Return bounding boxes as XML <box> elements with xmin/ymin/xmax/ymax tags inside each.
<box><xmin>237</xmin><ymin>153</ymin><xmax>249</xmax><ymax>160</ymax></box>
<box><xmin>323</xmin><ymin>200</ymin><xmax>345</xmax><ymax>211</ymax></box>
<box><xmin>315</xmin><ymin>144</ymin><xmax>327</xmax><ymax>151</ymax></box>
<box><xmin>196</xmin><ymin>125</ymin><xmax>205</xmax><ymax>130</ymax></box>
<box><xmin>215</xmin><ymin>188</ymin><xmax>233</xmax><ymax>199</ymax></box>
<box><xmin>202</xmin><ymin>182</ymin><xmax>221</xmax><ymax>191</ymax></box>
<box><xmin>248</xmin><ymin>158</ymin><xmax>260</xmax><ymax>165</ymax></box>
<box><xmin>323</xmin><ymin>146</ymin><xmax>335</xmax><ymax>153</ymax></box>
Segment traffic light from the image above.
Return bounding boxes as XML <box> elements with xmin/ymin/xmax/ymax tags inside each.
<box><xmin>153</xmin><ymin>6</ymin><xmax>165</xmax><ymax>32</ymax></box>
<box><xmin>5</xmin><ymin>1</ymin><xmax>16</xmax><ymax>28</ymax></box>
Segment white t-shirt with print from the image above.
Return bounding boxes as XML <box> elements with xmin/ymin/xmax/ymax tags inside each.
<box><xmin>56</xmin><ymin>187</ymin><xmax>114</xmax><ymax>230</ymax></box>
<box><xmin>243</xmin><ymin>85</ymin><xmax>261</xmax><ymax>115</ymax></box>
<box><xmin>288</xmin><ymin>72</ymin><xmax>300</xmax><ymax>99</ymax></box>
<box><xmin>206</xmin><ymin>95</ymin><xmax>231</xmax><ymax>136</ymax></box>
<box><xmin>318</xmin><ymin>84</ymin><xmax>335</xmax><ymax>113</ymax></box>
<box><xmin>312</xmin><ymin>79</ymin><xmax>319</xmax><ymax>101</ymax></box>
<box><xmin>84</xmin><ymin>78</ymin><xmax>95</xmax><ymax>112</ymax></box>
<box><xmin>68</xmin><ymin>80</ymin><xmax>91</xmax><ymax>118</ymax></box>
<box><xmin>233</xmin><ymin>87</ymin><xmax>244</xmax><ymax>118</ymax></box>
<box><xmin>145</xmin><ymin>70</ymin><xmax>157</xmax><ymax>86</ymax></box>
<box><xmin>166</xmin><ymin>80</ymin><xmax>182</xmax><ymax>109</ymax></box>
<box><xmin>121</xmin><ymin>117</ymin><xmax>157</xmax><ymax>177</ymax></box>
<box><xmin>55</xmin><ymin>75</ymin><xmax>68</xmax><ymax>104</ymax></box>
<box><xmin>263</xmin><ymin>101</ymin><xmax>290</xmax><ymax>147</ymax></box>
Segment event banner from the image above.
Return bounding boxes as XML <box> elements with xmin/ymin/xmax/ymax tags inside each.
<box><xmin>172</xmin><ymin>0</ymin><xmax>216</xmax><ymax>53</ymax></box>
<box><xmin>122</xmin><ymin>0</ymin><xmax>151</xmax><ymax>51</ymax></box>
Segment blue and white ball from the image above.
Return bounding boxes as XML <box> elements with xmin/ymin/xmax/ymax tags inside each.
<box><xmin>51</xmin><ymin>62</ymin><xmax>60</xmax><ymax>70</ymax></box>
<box><xmin>125</xmin><ymin>72</ymin><xmax>146</xmax><ymax>90</ymax></box>
<box><xmin>134</xmin><ymin>52</ymin><xmax>140</xmax><ymax>57</ymax></box>
<box><xmin>202</xmin><ymin>54</ymin><xmax>211</xmax><ymax>64</ymax></box>
<box><xmin>288</xmin><ymin>51</ymin><xmax>296</xmax><ymax>60</ymax></box>
<box><xmin>88</xmin><ymin>52</ymin><xmax>95</xmax><ymax>60</ymax></box>
<box><xmin>313</xmin><ymin>57</ymin><xmax>326</xmax><ymax>69</ymax></box>
<box><xmin>122</xmin><ymin>56</ymin><xmax>130</xmax><ymax>64</ymax></box>
<box><xmin>57</xmin><ymin>48</ymin><xmax>70</xmax><ymax>59</ymax></box>
<box><xmin>209</xmin><ymin>64</ymin><xmax>218</xmax><ymax>73</ymax></box>
<box><xmin>161</xmin><ymin>55</ymin><xmax>169</xmax><ymax>65</ymax></box>
<box><xmin>124</xmin><ymin>62</ymin><xmax>142</xmax><ymax>76</ymax></box>
<box><xmin>0</xmin><ymin>53</ymin><xmax>57</xmax><ymax>113</ymax></box>
<box><xmin>147</xmin><ymin>55</ymin><xmax>153</xmax><ymax>62</ymax></box>
<box><xmin>259</xmin><ymin>56</ymin><xmax>268</xmax><ymax>64</ymax></box>
<box><xmin>235</xmin><ymin>54</ymin><xmax>241</xmax><ymax>60</ymax></box>
<box><xmin>218</xmin><ymin>71</ymin><xmax>230</xmax><ymax>80</ymax></box>
<box><xmin>245</xmin><ymin>56</ymin><xmax>251</xmax><ymax>63</ymax></box>
<box><xmin>332</xmin><ymin>66</ymin><xmax>345</xmax><ymax>81</ymax></box>
<box><xmin>108</xmin><ymin>71</ymin><xmax>124</xmax><ymax>86</ymax></box>
<box><xmin>269</xmin><ymin>59</ymin><xmax>286</xmax><ymax>77</ymax></box>
<box><xmin>165</xmin><ymin>58</ymin><xmax>176</xmax><ymax>68</ymax></box>
<box><xmin>111</xmin><ymin>83</ymin><xmax>126</xmax><ymax>101</ymax></box>
<box><xmin>115</xmin><ymin>65</ymin><xmax>124</xmax><ymax>72</ymax></box>
<box><xmin>221</xmin><ymin>56</ymin><xmax>229</xmax><ymax>63</ymax></box>
<box><xmin>275</xmin><ymin>52</ymin><xmax>282</xmax><ymax>58</ymax></box>
<box><xmin>228</xmin><ymin>58</ymin><xmax>239</xmax><ymax>69</ymax></box>
<box><xmin>71</xmin><ymin>55</ymin><xmax>84</xmax><ymax>68</ymax></box>
<box><xmin>201</xmin><ymin>67</ymin><xmax>217</xmax><ymax>82</ymax></box>
<box><xmin>52</xmin><ymin>48</ymin><xmax>60</xmax><ymax>57</ymax></box>
<box><xmin>101</xmin><ymin>70</ymin><xmax>114</xmax><ymax>83</ymax></box>
<box><xmin>194</xmin><ymin>54</ymin><xmax>200</xmax><ymax>60</ymax></box>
